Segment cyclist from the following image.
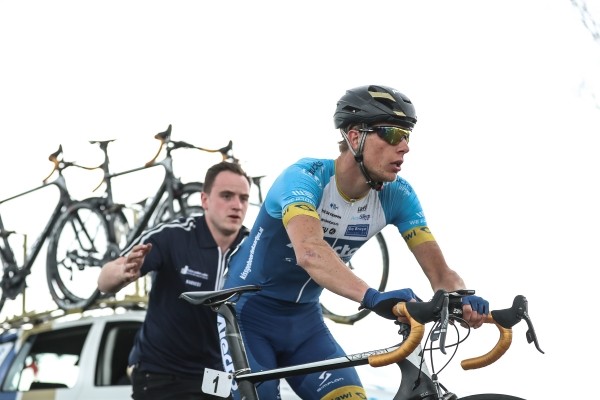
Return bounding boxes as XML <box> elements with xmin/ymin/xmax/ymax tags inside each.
<box><xmin>98</xmin><ymin>161</ymin><xmax>251</xmax><ymax>400</ymax></box>
<box><xmin>224</xmin><ymin>84</ymin><xmax>489</xmax><ymax>399</ymax></box>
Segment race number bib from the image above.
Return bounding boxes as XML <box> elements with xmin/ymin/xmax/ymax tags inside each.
<box><xmin>202</xmin><ymin>368</ymin><xmax>233</xmax><ymax>398</ymax></box>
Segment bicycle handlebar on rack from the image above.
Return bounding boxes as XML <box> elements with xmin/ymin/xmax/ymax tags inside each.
<box><xmin>42</xmin><ymin>145</ymin><xmax>99</xmax><ymax>184</ymax></box>
<box><xmin>145</xmin><ymin>124</ymin><xmax>238</xmax><ymax>168</ymax></box>
<box><xmin>368</xmin><ymin>289</ymin><xmax>544</xmax><ymax>369</ymax></box>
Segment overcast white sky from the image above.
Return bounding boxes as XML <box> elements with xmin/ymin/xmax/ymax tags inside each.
<box><xmin>1</xmin><ymin>1</ymin><xmax>600</xmax><ymax>398</ymax></box>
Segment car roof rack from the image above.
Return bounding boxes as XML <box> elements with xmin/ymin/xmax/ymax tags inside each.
<box><xmin>0</xmin><ymin>294</ymin><xmax>148</xmax><ymax>334</ymax></box>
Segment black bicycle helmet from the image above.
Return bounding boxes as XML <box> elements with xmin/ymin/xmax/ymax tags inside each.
<box><xmin>333</xmin><ymin>85</ymin><xmax>417</xmax><ymax>130</ymax></box>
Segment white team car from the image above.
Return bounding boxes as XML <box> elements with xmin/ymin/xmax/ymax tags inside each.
<box><xmin>0</xmin><ymin>306</ymin><xmax>145</xmax><ymax>400</ymax></box>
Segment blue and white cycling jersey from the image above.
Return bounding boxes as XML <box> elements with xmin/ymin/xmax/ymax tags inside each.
<box><xmin>225</xmin><ymin>157</ymin><xmax>434</xmax><ymax>303</ymax></box>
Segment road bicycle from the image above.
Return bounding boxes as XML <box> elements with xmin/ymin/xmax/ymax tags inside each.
<box><xmin>47</xmin><ymin>124</ymin><xmax>223</xmax><ymax>310</ymax></box>
<box><xmin>0</xmin><ymin>145</ymin><xmax>115</xmax><ymax>315</ymax></box>
<box><xmin>180</xmin><ymin>285</ymin><xmax>544</xmax><ymax>400</ymax></box>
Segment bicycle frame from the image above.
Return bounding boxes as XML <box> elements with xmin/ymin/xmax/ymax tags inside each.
<box><xmin>89</xmin><ymin>126</ymin><xmax>200</xmax><ymax>250</ymax></box>
<box><xmin>101</xmin><ymin>157</ymin><xmax>182</xmax><ymax>248</ymax></box>
<box><xmin>0</xmin><ymin>148</ymin><xmax>76</xmax><ymax>301</ymax></box>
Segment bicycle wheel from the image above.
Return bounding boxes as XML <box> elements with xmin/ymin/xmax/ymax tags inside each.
<box><xmin>459</xmin><ymin>395</ymin><xmax>525</xmax><ymax>399</ymax></box>
<box><xmin>152</xmin><ymin>182</ymin><xmax>204</xmax><ymax>226</ymax></box>
<box><xmin>46</xmin><ymin>200</ymin><xmax>116</xmax><ymax>311</ymax></box>
<box><xmin>320</xmin><ymin>231</ymin><xmax>389</xmax><ymax>324</ymax></box>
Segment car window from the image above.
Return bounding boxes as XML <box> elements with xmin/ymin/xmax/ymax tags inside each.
<box><xmin>2</xmin><ymin>324</ymin><xmax>90</xmax><ymax>391</ymax></box>
<box><xmin>96</xmin><ymin>321</ymin><xmax>141</xmax><ymax>386</ymax></box>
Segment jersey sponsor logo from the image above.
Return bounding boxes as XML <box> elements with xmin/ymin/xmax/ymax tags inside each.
<box><xmin>319</xmin><ymin>371</ymin><xmax>332</xmax><ymax>386</ymax></box>
<box><xmin>321</xmin><ymin>218</ymin><xmax>339</xmax><ymax>226</ymax></box>
<box><xmin>406</xmin><ymin>217</ymin><xmax>427</xmax><ymax>226</ymax></box>
<box><xmin>357</xmin><ymin>204</ymin><xmax>367</xmax><ymax>212</ymax></box>
<box><xmin>321</xmin><ymin>208</ymin><xmax>342</xmax><ymax>219</ymax></box>
<box><xmin>330</xmin><ymin>202</ymin><xmax>339</xmax><ymax>210</ymax></box>
<box><xmin>185</xmin><ymin>279</ymin><xmax>202</xmax><ymax>288</ymax></box>
<box><xmin>354</xmin><ymin>214</ymin><xmax>370</xmax><ymax>221</ymax></box>
<box><xmin>345</xmin><ymin>224</ymin><xmax>369</xmax><ymax>237</ymax></box>
<box><xmin>288</xmin><ymin>195</ymin><xmax>314</xmax><ymax>204</ymax></box>
<box><xmin>402</xmin><ymin>226</ymin><xmax>435</xmax><ymax>249</ymax></box>
<box><xmin>240</xmin><ymin>227</ymin><xmax>263</xmax><ymax>279</ymax></box>
<box><xmin>396</xmin><ymin>180</ymin><xmax>413</xmax><ymax>196</ymax></box>
<box><xmin>181</xmin><ymin>265</ymin><xmax>209</xmax><ymax>280</ymax></box>
<box><xmin>316</xmin><ymin>371</ymin><xmax>345</xmax><ymax>394</ymax></box>
<box><xmin>319</xmin><ymin>385</ymin><xmax>367</xmax><ymax>399</ymax></box>
<box><xmin>288</xmin><ymin>190</ymin><xmax>315</xmax><ymax>204</ymax></box>
<box><xmin>283</xmin><ymin>203</ymin><xmax>319</xmax><ymax>226</ymax></box>
<box><xmin>331</xmin><ymin>243</ymin><xmax>360</xmax><ymax>261</ymax></box>
<box><xmin>305</xmin><ymin>160</ymin><xmax>324</xmax><ymax>176</ymax></box>
<box><xmin>291</xmin><ymin>189</ymin><xmax>312</xmax><ymax>197</ymax></box>
<box><xmin>323</xmin><ymin>227</ymin><xmax>337</xmax><ymax>235</ymax></box>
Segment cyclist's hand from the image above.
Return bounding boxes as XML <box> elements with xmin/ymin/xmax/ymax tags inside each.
<box><xmin>360</xmin><ymin>288</ymin><xmax>419</xmax><ymax>320</ymax></box>
<box><xmin>461</xmin><ymin>295</ymin><xmax>489</xmax><ymax>329</ymax></box>
<box><xmin>123</xmin><ymin>243</ymin><xmax>152</xmax><ymax>283</ymax></box>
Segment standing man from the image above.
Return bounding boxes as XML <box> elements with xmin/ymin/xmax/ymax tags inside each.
<box><xmin>224</xmin><ymin>85</ymin><xmax>489</xmax><ymax>399</ymax></box>
<box><xmin>98</xmin><ymin>161</ymin><xmax>251</xmax><ymax>400</ymax></box>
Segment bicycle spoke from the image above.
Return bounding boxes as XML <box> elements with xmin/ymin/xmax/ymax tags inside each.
<box><xmin>46</xmin><ymin>202</ymin><xmax>112</xmax><ymax>310</ymax></box>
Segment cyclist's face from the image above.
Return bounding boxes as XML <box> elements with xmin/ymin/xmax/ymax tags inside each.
<box><xmin>351</xmin><ymin>124</ymin><xmax>410</xmax><ymax>182</ymax></box>
<box><xmin>202</xmin><ymin>171</ymin><xmax>250</xmax><ymax>235</ymax></box>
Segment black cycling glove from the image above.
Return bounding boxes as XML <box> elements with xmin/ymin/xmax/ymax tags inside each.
<box><xmin>360</xmin><ymin>288</ymin><xmax>419</xmax><ymax>320</ymax></box>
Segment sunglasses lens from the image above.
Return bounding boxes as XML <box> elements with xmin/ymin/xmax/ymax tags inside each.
<box><xmin>374</xmin><ymin>127</ymin><xmax>410</xmax><ymax>145</ymax></box>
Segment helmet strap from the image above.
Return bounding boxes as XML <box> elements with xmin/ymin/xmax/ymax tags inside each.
<box><xmin>340</xmin><ymin>125</ymin><xmax>384</xmax><ymax>191</ymax></box>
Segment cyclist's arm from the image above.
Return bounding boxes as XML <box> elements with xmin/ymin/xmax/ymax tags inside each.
<box><xmin>411</xmin><ymin>240</ymin><xmax>466</xmax><ymax>292</ymax></box>
<box><xmin>286</xmin><ymin>213</ymin><xmax>369</xmax><ymax>303</ymax></box>
<box><xmin>411</xmin><ymin>240</ymin><xmax>484</xmax><ymax>327</ymax></box>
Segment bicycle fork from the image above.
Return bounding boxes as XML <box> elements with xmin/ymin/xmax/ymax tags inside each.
<box><xmin>396</xmin><ymin>346</ymin><xmax>457</xmax><ymax>400</ymax></box>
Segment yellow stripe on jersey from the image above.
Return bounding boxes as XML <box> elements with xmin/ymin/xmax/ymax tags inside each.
<box><xmin>282</xmin><ymin>202</ymin><xmax>320</xmax><ymax>227</ymax></box>
<box><xmin>402</xmin><ymin>226</ymin><xmax>436</xmax><ymax>249</ymax></box>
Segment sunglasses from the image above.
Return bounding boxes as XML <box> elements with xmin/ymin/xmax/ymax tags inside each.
<box><xmin>361</xmin><ymin>126</ymin><xmax>411</xmax><ymax>145</ymax></box>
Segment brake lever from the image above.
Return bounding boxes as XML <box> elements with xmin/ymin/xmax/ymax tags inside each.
<box><xmin>430</xmin><ymin>292</ymin><xmax>449</xmax><ymax>354</ymax></box>
<box><xmin>439</xmin><ymin>293</ymin><xmax>449</xmax><ymax>354</ymax></box>
<box><xmin>521</xmin><ymin>308</ymin><xmax>545</xmax><ymax>354</ymax></box>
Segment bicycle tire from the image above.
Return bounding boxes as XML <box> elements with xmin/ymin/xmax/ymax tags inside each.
<box><xmin>320</xmin><ymin>231</ymin><xmax>390</xmax><ymax>324</ymax></box>
<box><xmin>46</xmin><ymin>200</ymin><xmax>115</xmax><ymax>311</ymax></box>
<box><xmin>458</xmin><ymin>395</ymin><xmax>525</xmax><ymax>400</ymax></box>
<box><xmin>152</xmin><ymin>182</ymin><xmax>204</xmax><ymax>226</ymax></box>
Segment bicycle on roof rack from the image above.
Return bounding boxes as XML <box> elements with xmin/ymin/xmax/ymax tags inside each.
<box><xmin>0</xmin><ymin>145</ymin><xmax>116</xmax><ymax>315</ymax></box>
<box><xmin>181</xmin><ymin>285</ymin><xmax>544</xmax><ymax>400</ymax></box>
<box><xmin>47</xmin><ymin>124</ymin><xmax>241</xmax><ymax>311</ymax></box>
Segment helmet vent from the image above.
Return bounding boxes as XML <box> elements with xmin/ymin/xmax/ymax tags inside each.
<box><xmin>341</xmin><ymin>105</ymin><xmax>360</xmax><ymax>114</ymax></box>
